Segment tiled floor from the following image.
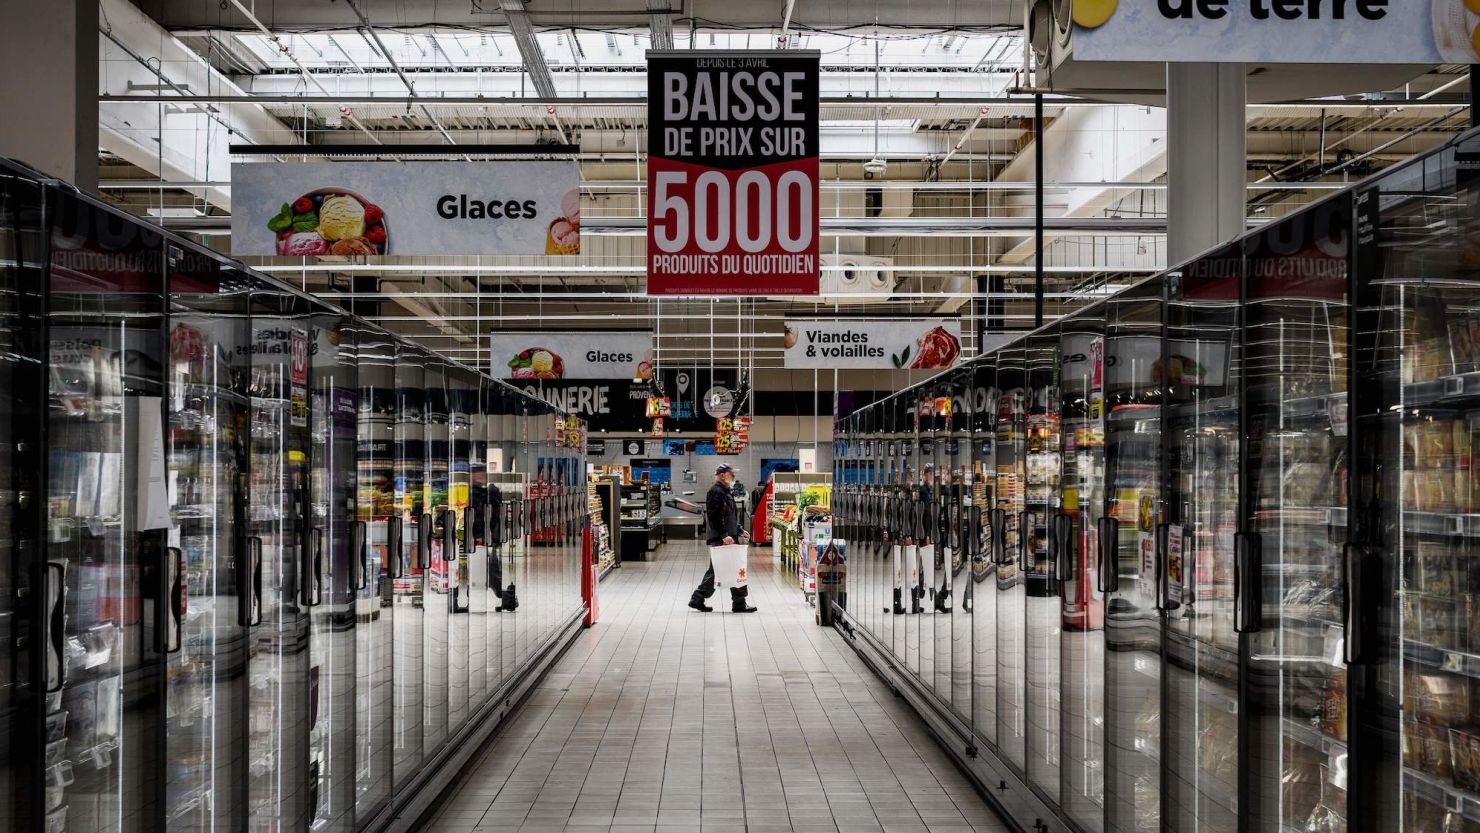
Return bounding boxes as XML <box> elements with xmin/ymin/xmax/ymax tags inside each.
<box><xmin>420</xmin><ymin>540</ymin><xmax>1012</xmax><ymax>833</ymax></box>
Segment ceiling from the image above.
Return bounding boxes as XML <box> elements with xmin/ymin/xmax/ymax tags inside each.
<box><xmin>93</xmin><ymin>0</ymin><xmax>1468</xmax><ymax>371</ymax></box>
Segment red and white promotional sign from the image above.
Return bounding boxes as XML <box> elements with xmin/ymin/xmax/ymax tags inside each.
<box><xmin>646</xmin><ymin>51</ymin><xmax>820</xmax><ymax>296</ymax></box>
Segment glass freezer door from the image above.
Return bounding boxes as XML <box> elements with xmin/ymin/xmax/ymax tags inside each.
<box><xmin>947</xmin><ymin>372</ymin><xmax>974</xmax><ymax>725</ymax></box>
<box><xmin>307</xmin><ymin>313</ymin><xmax>357</xmax><ymax>833</ymax></box>
<box><xmin>1354</xmin><ymin>141</ymin><xmax>1480</xmax><ymax>833</ymax></box>
<box><xmin>245</xmin><ymin>286</ymin><xmax>315</xmax><ymax>833</ymax></box>
<box><xmin>1100</xmin><ymin>283</ymin><xmax>1164</xmax><ymax>833</ymax></box>
<box><xmin>972</xmin><ymin>361</ymin><xmax>999</xmax><ymax>751</ymax></box>
<box><xmin>444</xmin><ymin>367</ymin><xmax>472</xmax><ymax>736</ymax></box>
<box><xmin>164</xmin><ymin>247</ymin><xmax>252</xmax><ymax>833</ymax></box>
<box><xmin>1025</xmin><ymin>333</ymin><xmax>1062</xmax><ymax>803</ymax></box>
<box><xmin>1243</xmin><ymin>195</ymin><xmax>1353</xmax><ymax>833</ymax></box>
<box><xmin>45</xmin><ymin>192</ymin><xmax>169</xmax><ymax>833</ymax></box>
<box><xmin>0</xmin><ymin>166</ymin><xmax>46</xmax><ymax>833</ymax></box>
<box><xmin>995</xmin><ymin>344</ymin><xmax>1028</xmax><ymax>772</ymax></box>
<box><xmin>392</xmin><ymin>353</ymin><xmax>426</xmax><ymax>786</ymax></box>
<box><xmin>1163</xmin><ymin>245</ymin><xmax>1243</xmax><ymax>833</ymax></box>
<box><xmin>354</xmin><ymin>328</ymin><xmax>396</xmax><ymax>818</ymax></box>
<box><xmin>1059</xmin><ymin>319</ymin><xmax>1107</xmax><ymax>833</ymax></box>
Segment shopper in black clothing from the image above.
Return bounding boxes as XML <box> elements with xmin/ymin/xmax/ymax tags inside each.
<box><xmin>689</xmin><ymin>464</ymin><xmax>757</xmax><ymax>613</ymax></box>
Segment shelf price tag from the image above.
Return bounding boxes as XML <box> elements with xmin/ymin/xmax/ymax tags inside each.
<box><xmin>646</xmin><ymin>51</ymin><xmax>820</xmax><ymax>296</ymax></box>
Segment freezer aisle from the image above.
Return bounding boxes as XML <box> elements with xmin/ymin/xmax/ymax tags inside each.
<box><xmin>0</xmin><ymin>159</ymin><xmax>590</xmax><ymax>833</ymax></box>
<box><xmin>417</xmin><ymin>542</ymin><xmax>1012</xmax><ymax>833</ymax></box>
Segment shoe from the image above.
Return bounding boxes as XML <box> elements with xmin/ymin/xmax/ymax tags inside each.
<box><xmin>688</xmin><ymin>599</ymin><xmax>713</xmax><ymax>613</ymax></box>
<box><xmin>732</xmin><ymin>603</ymin><xmax>758</xmax><ymax>613</ymax></box>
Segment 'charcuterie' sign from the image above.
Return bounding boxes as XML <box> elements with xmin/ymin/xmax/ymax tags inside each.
<box><xmin>646</xmin><ymin>51</ymin><xmax>820</xmax><ymax>296</ymax></box>
<box><xmin>783</xmin><ymin>318</ymin><xmax>962</xmax><ymax>370</ymax></box>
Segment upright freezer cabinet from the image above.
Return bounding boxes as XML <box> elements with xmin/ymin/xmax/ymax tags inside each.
<box><xmin>0</xmin><ymin>159</ymin><xmax>589</xmax><ymax>833</ymax></box>
<box><xmin>831</xmin><ymin>126</ymin><xmax>1480</xmax><ymax>833</ymax></box>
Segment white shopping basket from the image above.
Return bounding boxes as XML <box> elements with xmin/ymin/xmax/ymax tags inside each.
<box><xmin>709</xmin><ymin>543</ymin><xmax>749</xmax><ymax>590</ymax></box>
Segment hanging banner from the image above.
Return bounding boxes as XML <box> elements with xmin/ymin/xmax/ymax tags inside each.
<box><xmin>489</xmin><ymin>332</ymin><xmax>653</xmax><ymax>381</ymax></box>
<box><xmin>783</xmin><ymin>319</ymin><xmax>962</xmax><ymax>370</ymax></box>
<box><xmin>231</xmin><ymin>161</ymin><xmax>580</xmax><ymax>257</ymax></box>
<box><xmin>1073</xmin><ymin>0</ymin><xmax>1449</xmax><ymax>63</ymax></box>
<box><xmin>646</xmin><ymin>50</ymin><xmax>821</xmax><ymax>296</ymax></box>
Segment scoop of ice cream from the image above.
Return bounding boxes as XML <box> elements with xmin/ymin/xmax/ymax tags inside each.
<box><xmin>278</xmin><ymin>231</ymin><xmax>329</xmax><ymax>256</ymax></box>
<box><xmin>530</xmin><ymin>350</ymin><xmax>555</xmax><ymax>374</ymax></box>
<box><xmin>560</xmin><ymin>189</ymin><xmax>580</xmax><ymax>223</ymax></box>
<box><xmin>329</xmin><ymin>238</ymin><xmax>376</xmax><ymax>257</ymax></box>
<box><xmin>548</xmin><ymin>219</ymin><xmax>579</xmax><ymax>252</ymax></box>
<box><xmin>318</xmin><ymin>195</ymin><xmax>366</xmax><ymax>241</ymax></box>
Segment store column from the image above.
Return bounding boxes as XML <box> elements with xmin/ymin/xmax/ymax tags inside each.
<box><xmin>0</xmin><ymin>0</ymin><xmax>97</xmax><ymax>192</ymax></box>
<box><xmin>1166</xmin><ymin>63</ymin><xmax>1245</xmax><ymax>265</ymax></box>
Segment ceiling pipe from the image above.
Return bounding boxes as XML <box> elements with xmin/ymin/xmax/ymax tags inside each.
<box><xmin>221</xmin><ymin>0</ymin><xmax>384</xmax><ymax>146</ymax></box>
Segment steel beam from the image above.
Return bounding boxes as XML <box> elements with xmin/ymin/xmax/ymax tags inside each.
<box><xmin>499</xmin><ymin>0</ymin><xmax>557</xmax><ymax>98</ymax></box>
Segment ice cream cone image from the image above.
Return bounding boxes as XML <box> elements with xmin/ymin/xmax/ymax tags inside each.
<box><xmin>544</xmin><ymin>187</ymin><xmax>581</xmax><ymax>255</ymax></box>
<box><xmin>546</xmin><ymin>218</ymin><xmax>579</xmax><ymax>255</ymax></box>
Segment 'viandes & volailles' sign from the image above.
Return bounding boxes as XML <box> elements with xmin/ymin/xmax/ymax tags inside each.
<box><xmin>1073</xmin><ymin>0</ymin><xmax>1466</xmax><ymax>63</ymax></box>
<box><xmin>783</xmin><ymin>319</ymin><xmax>962</xmax><ymax>370</ymax></box>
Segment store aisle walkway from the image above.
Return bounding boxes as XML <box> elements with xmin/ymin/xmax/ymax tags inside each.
<box><xmin>420</xmin><ymin>541</ymin><xmax>1011</xmax><ymax>833</ymax></box>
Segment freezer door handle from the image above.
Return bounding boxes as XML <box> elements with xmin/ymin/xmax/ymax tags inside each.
<box><xmin>305</xmin><ymin>527</ymin><xmax>324</xmax><ymax>607</ymax></box>
<box><xmin>1017</xmin><ymin>511</ymin><xmax>1035</xmax><ymax>568</ymax></box>
<box><xmin>489</xmin><ymin>490</ymin><xmax>504</xmax><ymax>546</ymax></box>
<box><xmin>354</xmin><ymin>521</ymin><xmax>369</xmax><ymax>591</ymax></box>
<box><xmin>1344</xmin><ymin>542</ymin><xmax>1366</xmax><ymax>664</ymax></box>
<box><xmin>990</xmin><ymin>508</ymin><xmax>1009</xmax><ymax>566</ymax></box>
<box><xmin>970</xmin><ymin>506</ymin><xmax>984</xmax><ymax>560</ymax></box>
<box><xmin>46</xmin><ymin>561</ymin><xmax>66</xmax><ymax>693</ymax></box>
<box><xmin>1054</xmin><ymin>513</ymin><xmax>1075</xmax><ymax>581</ymax></box>
<box><xmin>418</xmin><ymin>513</ymin><xmax>433</xmax><ymax>569</ymax></box>
<box><xmin>465</xmin><ymin>502</ymin><xmax>479</xmax><ymax>554</ymax></box>
<box><xmin>1154</xmin><ymin>523</ymin><xmax>1178</xmax><ymax>612</ymax></box>
<box><xmin>1097</xmin><ymin>517</ymin><xmax>1120</xmax><ymax>594</ymax></box>
<box><xmin>388</xmin><ymin>517</ymin><xmax>404</xmax><ymax>579</ymax></box>
<box><xmin>248</xmin><ymin>536</ymin><xmax>264</xmax><ymax>626</ymax></box>
<box><xmin>166</xmin><ymin>546</ymin><xmax>185</xmax><ymax>654</ymax></box>
<box><xmin>1234</xmin><ymin>531</ymin><xmax>1262</xmax><ymax>633</ymax></box>
<box><xmin>237</xmin><ymin>534</ymin><xmax>252</xmax><ymax>626</ymax></box>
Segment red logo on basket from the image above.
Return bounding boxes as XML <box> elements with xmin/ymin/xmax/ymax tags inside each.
<box><xmin>737</xmin><ymin>567</ymin><xmax>747</xmax><ymax>581</ymax></box>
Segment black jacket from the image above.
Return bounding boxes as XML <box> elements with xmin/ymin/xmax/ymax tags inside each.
<box><xmin>704</xmin><ymin>480</ymin><xmax>740</xmax><ymax>546</ymax></box>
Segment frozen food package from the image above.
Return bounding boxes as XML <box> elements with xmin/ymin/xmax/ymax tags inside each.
<box><xmin>1420</xmin><ymin>469</ymin><xmax>1456</xmax><ymax>513</ymax></box>
<box><xmin>1404</xmin><ymin>720</ymin><xmax>1454</xmax><ymax>778</ymax></box>
<box><xmin>1423</xmin><ymin>420</ymin><xmax>1457</xmax><ymax>465</ymax></box>
<box><xmin>1321</xmin><ymin>674</ymin><xmax>1348</xmax><ymax>739</ymax></box>
<box><xmin>1451</xmin><ymin>319</ymin><xmax>1477</xmax><ymax>374</ymax></box>
<box><xmin>1456</xmin><ymin>419</ymin><xmax>1474</xmax><ymax>469</ymax></box>
<box><xmin>1406</xmin><ymin>670</ymin><xmax>1472</xmax><ymax>727</ymax></box>
<box><xmin>1416</xmin><ymin>543</ymin><xmax>1458</xmax><ymax>595</ymax></box>
<box><xmin>1457</xmin><ymin>467</ymin><xmax>1476</xmax><ymax>514</ymax></box>
<box><xmin>1450</xmin><ymin>729</ymin><xmax>1480</xmax><ymax>793</ymax></box>
<box><xmin>1421</xmin><ymin>595</ymin><xmax>1466</xmax><ymax>651</ymax></box>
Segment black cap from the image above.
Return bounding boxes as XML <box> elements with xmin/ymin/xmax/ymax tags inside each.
<box><xmin>715</xmin><ymin>464</ymin><xmax>735</xmax><ymax>475</ymax></box>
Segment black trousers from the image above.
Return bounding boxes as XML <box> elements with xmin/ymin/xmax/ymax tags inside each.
<box><xmin>692</xmin><ymin>558</ymin><xmax>749</xmax><ymax>604</ymax></box>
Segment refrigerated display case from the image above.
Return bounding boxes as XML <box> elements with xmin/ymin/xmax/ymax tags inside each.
<box><xmin>1353</xmin><ymin>135</ymin><xmax>1480</xmax><ymax>833</ymax></box>
<box><xmin>0</xmin><ymin>163</ymin><xmax>48</xmax><ymax>833</ymax></box>
<box><xmin>832</xmin><ymin>128</ymin><xmax>1480</xmax><ymax>833</ymax></box>
<box><xmin>1163</xmin><ymin>241</ymin><xmax>1241</xmax><ymax>833</ymax></box>
<box><xmin>1244</xmin><ymin>195</ymin><xmax>1353</xmax><ymax>833</ymax></box>
<box><xmin>0</xmin><ymin>158</ymin><xmax>589</xmax><ymax>833</ymax></box>
<box><xmin>164</xmin><ymin>243</ymin><xmax>253</xmax><ymax>833</ymax></box>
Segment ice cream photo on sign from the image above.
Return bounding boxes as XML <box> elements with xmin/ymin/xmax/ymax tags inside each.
<box><xmin>545</xmin><ymin>188</ymin><xmax>580</xmax><ymax>255</ymax></box>
<box><xmin>267</xmin><ymin>188</ymin><xmax>388</xmax><ymax>256</ymax></box>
